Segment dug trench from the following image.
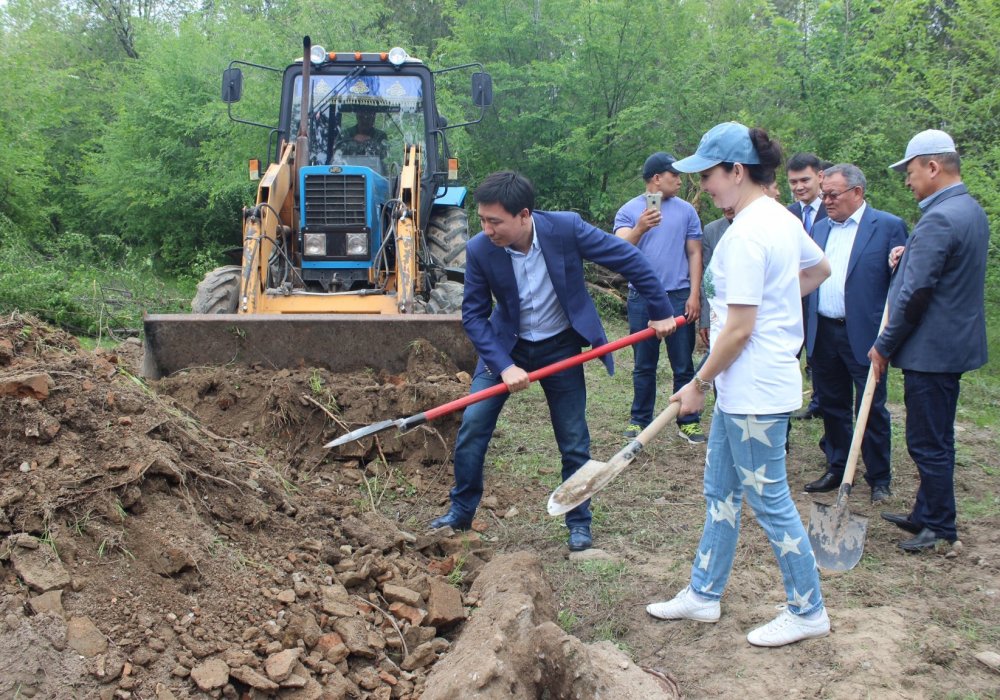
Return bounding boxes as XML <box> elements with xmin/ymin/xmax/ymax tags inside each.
<box><xmin>0</xmin><ymin>313</ymin><xmax>680</xmax><ymax>699</ymax></box>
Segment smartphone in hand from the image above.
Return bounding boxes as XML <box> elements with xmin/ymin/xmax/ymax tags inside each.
<box><xmin>644</xmin><ymin>191</ymin><xmax>662</xmax><ymax>210</ymax></box>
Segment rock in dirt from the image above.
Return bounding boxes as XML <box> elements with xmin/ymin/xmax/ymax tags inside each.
<box><xmin>230</xmin><ymin>664</ymin><xmax>279</xmax><ymax>691</ymax></box>
<box><xmin>0</xmin><ymin>373</ymin><xmax>54</xmax><ymax>400</ymax></box>
<box><xmin>975</xmin><ymin>650</ymin><xmax>1000</xmax><ymax>672</ymax></box>
<box><xmin>29</xmin><ymin>589</ymin><xmax>64</xmax><ymax>618</ymax></box>
<box><xmin>264</xmin><ymin>648</ymin><xmax>301</xmax><ymax>682</ymax></box>
<box><xmin>422</xmin><ymin>551</ymin><xmax>679</xmax><ymax>699</ymax></box>
<box><xmin>333</xmin><ymin>617</ymin><xmax>375</xmax><ymax>658</ymax></box>
<box><xmin>425</xmin><ymin>577</ymin><xmax>465</xmax><ymax>629</ymax></box>
<box><xmin>190</xmin><ymin>658</ymin><xmax>230</xmax><ymax>691</ymax></box>
<box><xmin>567</xmin><ymin>548</ymin><xmax>621</xmax><ymax>564</ymax></box>
<box><xmin>9</xmin><ymin>536</ymin><xmax>70</xmax><ymax>592</ymax></box>
<box><xmin>66</xmin><ymin>616</ymin><xmax>108</xmax><ymax>657</ymax></box>
<box><xmin>382</xmin><ymin>583</ymin><xmax>422</xmax><ymax>608</ymax></box>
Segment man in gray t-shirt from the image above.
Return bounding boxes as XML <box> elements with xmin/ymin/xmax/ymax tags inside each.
<box><xmin>615</xmin><ymin>152</ymin><xmax>705</xmax><ymax>444</ymax></box>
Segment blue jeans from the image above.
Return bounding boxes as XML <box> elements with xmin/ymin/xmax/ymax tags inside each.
<box><xmin>903</xmin><ymin>370</ymin><xmax>962</xmax><ymax>541</ymax></box>
<box><xmin>689</xmin><ymin>407</ymin><xmax>824</xmax><ymax>616</ymax></box>
<box><xmin>627</xmin><ymin>288</ymin><xmax>699</xmax><ymax>427</ymax></box>
<box><xmin>449</xmin><ymin>329</ymin><xmax>592</xmax><ymax>529</ymax></box>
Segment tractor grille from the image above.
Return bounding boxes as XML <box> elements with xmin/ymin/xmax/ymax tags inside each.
<box><xmin>304</xmin><ymin>174</ymin><xmax>366</xmax><ymax>227</ymax></box>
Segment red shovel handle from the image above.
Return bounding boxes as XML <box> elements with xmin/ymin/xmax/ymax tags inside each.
<box><xmin>420</xmin><ymin>317</ymin><xmax>686</xmax><ymax>423</ymax></box>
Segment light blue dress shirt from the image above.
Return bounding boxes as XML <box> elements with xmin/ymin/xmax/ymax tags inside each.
<box><xmin>817</xmin><ymin>202</ymin><xmax>867</xmax><ymax>319</ymax></box>
<box><xmin>918</xmin><ymin>182</ymin><xmax>963</xmax><ymax>210</ymax></box>
<box><xmin>505</xmin><ymin>216</ymin><xmax>571</xmax><ymax>342</ymax></box>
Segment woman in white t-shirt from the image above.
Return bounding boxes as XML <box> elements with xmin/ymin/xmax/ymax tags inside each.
<box><xmin>645</xmin><ymin>122</ymin><xmax>833</xmax><ymax>647</ymax></box>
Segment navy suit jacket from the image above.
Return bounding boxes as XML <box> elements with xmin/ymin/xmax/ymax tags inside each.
<box><xmin>875</xmin><ymin>184</ymin><xmax>989</xmax><ymax>373</ymax></box>
<box><xmin>788</xmin><ymin>201</ymin><xmax>828</xmax><ymax>235</ymax></box>
<box><xmin>463</xmin><ymin>210</ymin><xmax>674</xmax><ymax>376</ymax></box>
<box><xmin>806</xmin><ymin>205</ymin><xmax>908</xmax><ymax>365</ymax></box>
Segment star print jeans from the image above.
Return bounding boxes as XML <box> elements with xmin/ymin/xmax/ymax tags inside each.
<box><xmin>689</xmin><ymin>407</ymin><xmax>824</xmax><ymax>616</ymax></box>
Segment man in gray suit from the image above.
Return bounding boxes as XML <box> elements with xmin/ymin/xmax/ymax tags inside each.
<box><xmin>869</xmin><ymin>129</ymin><xmax>989</xmax><ymax>551</ymax></box>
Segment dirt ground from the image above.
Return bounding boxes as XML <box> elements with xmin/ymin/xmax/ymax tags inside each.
<box><xmin>0</xmin><ymin>313</ymin><xmax>997</xmax><ymax>698</ymax></box>
<box><xmin>0</xmin><ymin>314</ymin><xmax>682</xmax><ymax>699</ymax></box>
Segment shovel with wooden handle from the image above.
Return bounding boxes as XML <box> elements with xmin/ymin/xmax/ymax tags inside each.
<box><xmin>808</xmin><ymin>302</ymin><xmax>891</xmax><ymax>572</ymax></box>
<box><xmin>324</xmin><ymin>318</ymin><xmax>686</xmax><ymax>448</ymax></box>
<box><xmin>548</xmin><ymin>401</ymin><xmax>682</xmax><ymax>516</ymax></box>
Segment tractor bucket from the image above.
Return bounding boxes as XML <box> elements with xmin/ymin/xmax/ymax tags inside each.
<box><xmin>140</xmin><ymin>313</ymin><xmax>475</xmax><ymax>379</ymax></box>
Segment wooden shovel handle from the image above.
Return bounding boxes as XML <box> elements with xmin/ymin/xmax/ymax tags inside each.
<box><xmin>840</xmin><ymin>301</ymin><xmax>891</xmax><ymax>487</ymax></box>
<box><xmin>634</xmin><ymin>401</ymin><xmax>683</xmax><ymax>448</ymax></box>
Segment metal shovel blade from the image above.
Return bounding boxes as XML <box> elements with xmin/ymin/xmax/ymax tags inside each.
<box><xmin>324</xmin><ymin>419</ymin><xmax>400</xmax><ymax>448</ymax></box>
<box><xmin>808</xmin><ymin>492</ymin><xmax>869</xmax><ymax>572</ymax></box>
<box><xmin>548</xmin><ymin>403</ymin><xmax>680</xmax><ymax>516</ymax></box>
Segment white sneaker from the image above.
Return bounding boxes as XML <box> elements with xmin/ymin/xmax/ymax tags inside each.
<box><xmin>646</xmin><ymin>586</ymin><xmax>720</xmax><ymax>623</ymax></box>
<box><xmin>746</xmin><ymin>606</ymin><xmax>830</xmax><ymax>647</ymax></box>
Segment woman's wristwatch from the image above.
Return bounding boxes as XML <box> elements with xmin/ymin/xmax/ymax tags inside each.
<box><xmin>693</xmin><ymin>374</ymin><xmax>713</xmax><ymax>393</ymax></box>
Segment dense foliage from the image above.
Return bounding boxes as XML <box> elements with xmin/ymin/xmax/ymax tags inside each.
<box><xmin>0</xmin><ymin>0</ymin><xmax>997</xmax><ymax>333</ymax></box>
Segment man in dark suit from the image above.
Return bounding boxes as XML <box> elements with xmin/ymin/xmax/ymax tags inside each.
<box><xmin>787</xmin><ymin>153</ymin><xmax>829</xmax><ymax>421</ymax></box>
<box><xmin>787</xmin><ymin>153</ymin><xmax>828</xmax><ymax>235</ymax></box>
<box><xmin>802</xmin><ymin>164</ymin><xmax>908</xmax><ymax>503</ymax></box>
<box><xmin>429</xmin><ymin>171</ymin><xmax>677</xmax><ymax>551</ymax></box>
<box><xmin>870</xmin><ymin>130</ymin><xmax>989</xmax><ymax>551</ymax></box>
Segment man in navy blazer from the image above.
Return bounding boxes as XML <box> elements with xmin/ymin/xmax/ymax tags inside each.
<box><xmin>870</xmin><ymin>130</ymin><xmax>989</xmax><ymax>551</ymax></box>
<box><xmin>430</xmin><ymin>171</ymin><xmax>677</xmax><ymax>551</ymax></box>
<box><xmin>802</xmin><ymin>164</ymin><xmax>907</xmax><ymax>502</ymax></box>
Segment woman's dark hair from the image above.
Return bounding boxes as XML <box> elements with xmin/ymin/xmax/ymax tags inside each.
<box><xmin>720</xmin><ymin>127</ymin><xmax>783</xmax><ymax>185</ymax></box>
<box><xmin>474</xmin><ymin>171</ymin><xmax>535</xmax><ymax>216</ymax></box>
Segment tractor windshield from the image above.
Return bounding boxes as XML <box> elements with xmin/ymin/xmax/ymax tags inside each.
<box><xmin>291</xmin><ymin>73</ymin><xmax>426</xmax><ymax>174</ymax></box>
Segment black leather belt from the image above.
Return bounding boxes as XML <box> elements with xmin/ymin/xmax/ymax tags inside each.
<box><xmin>818</xmin><ymin>315</ymin><xmax>846</xmax><ymax>325</ymax></box>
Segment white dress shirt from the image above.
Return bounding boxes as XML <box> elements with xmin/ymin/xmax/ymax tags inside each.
<box><xmin>818</xmin><ymin>202</ymin><xmax>867</xmax><ymax>319</ymax></box>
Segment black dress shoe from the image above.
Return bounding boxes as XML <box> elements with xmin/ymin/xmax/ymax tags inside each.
<box><xmin>880</xmin><ymin>512</ymin><xmax>921</xmax><ymax>534</ymax></box>
<box><xmin>870</xmin><ymin>484</ymin><xmax>892</xmax><ymax>504</ymax></box>
<box><xmin>568</xmin><ymin>526</ymin><xmax>592</xmax><ymax>552</ymax></box>
<box><xmin>792</xmin><ymin>407</ymin><xmax>822</xmax><ymax>420</ymax></box>
<box><xmin>899</xmin><ymin>527</ymin><xmax>952</xmax><ymax>552</ymax></box>
<box><xmin>804</xmin><ymin>471</ymin><xmax>841</xmax><ymax>493</ymax></box>
<box><xmin>429</xmin><ymin>511</ymin><xmax>472</xmax><ymax>531</ymax></box>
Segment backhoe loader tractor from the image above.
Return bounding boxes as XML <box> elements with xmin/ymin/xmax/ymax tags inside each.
<box><xmin>141</xmin><ymin>38</ymin><xmax>492</xmax><ymax>378</ymax></box>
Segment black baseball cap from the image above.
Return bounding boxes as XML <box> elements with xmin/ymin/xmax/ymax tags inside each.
<box><xmin>643</xmin><ymin>152</ymin><xmax>680</xmax><ymax>179</ymax></box>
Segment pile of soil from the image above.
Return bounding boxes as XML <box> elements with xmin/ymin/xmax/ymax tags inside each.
<box><xmin>0</xmin><ymin>313</ymin><xmax>679</xmax><ymax>699</ymax></box>
<box><xmin>0</xmin><ymin>313</ymin><xmax>475</xmax><ymax>699</ymax></box>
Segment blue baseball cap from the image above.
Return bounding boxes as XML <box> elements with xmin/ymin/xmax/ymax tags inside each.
<box><xmin>672</xmin><ymin>122</ymin><xmax>761</xmax><ymax>173</ymax></box>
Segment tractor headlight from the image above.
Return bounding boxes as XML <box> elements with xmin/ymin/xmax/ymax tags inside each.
<box><xmin>303</xmin><ymin>233</ymin><xmax>326</xmax><ymax>256</ymax></box>
<box><xmin>346</xmin><ymin>232</ymin><xmax>368</xmax><ymax>256</ymax></box>
<box><xmin>309</xmin><ymin>45</ymin><xmax>328</xmax><ymax>64</ymax></box>
<box><xmin>388</xmin><ymin>47</ymin><xmax>408</xmax><ymax>66</ymax></box>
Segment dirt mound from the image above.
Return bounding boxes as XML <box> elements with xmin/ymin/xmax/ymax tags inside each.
<box><xmin>0</xmin><ymin>314</ymin><xmax>477</xmax><ymax>698</ymax></box>
<box><xmin>423</xmin><ymin>551</ymin><xmax>680</xmax><ymax>699</ymax></box>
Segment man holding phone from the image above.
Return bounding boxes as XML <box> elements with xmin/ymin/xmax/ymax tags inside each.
<box><xmin>615</xmin><ymin>152</ymin><xmax>705</xmax><ymax>443</ymax></box>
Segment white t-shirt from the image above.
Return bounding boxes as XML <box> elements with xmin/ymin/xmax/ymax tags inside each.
<box><xmin>705</xmin><ymin>195</ymin><xmax>825</xmax><ymax>414</ymax></box>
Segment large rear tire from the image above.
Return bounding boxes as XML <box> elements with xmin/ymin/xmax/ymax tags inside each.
<box><xmin>192</xmin><ymin>266</ymin><xmax>241</xmax><ymax>314</ymax></box>
<box><xmin>426</xmin><ymin>280</ymin><xmax>464</xmax><ymax>314</ymax></box>
<box><xmin>426</xmin><ymin>206</ymin><xmax>468</xmax><ymax>268</ymax></box>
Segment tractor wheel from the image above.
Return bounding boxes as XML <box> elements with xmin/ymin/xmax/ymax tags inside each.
<box><xmin>426</xmin><ymin>280</ymin><xmax>464</xmax><ymax>314</ymax></box>
<box><xmin>426</xmin><ymin>206</ymin><xmax>468</xmax><ymax>268</ymax></box>
<box><xmin>191</xmin><ymin>266</ymin><xmax>241</xmax><ymax>314</ymax></box>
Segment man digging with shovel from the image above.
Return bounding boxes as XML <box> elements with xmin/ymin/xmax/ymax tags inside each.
<box><xmin>428</xmin><ymin>172</ymin><xmax>678</xmax><ymax>552</ymax></box>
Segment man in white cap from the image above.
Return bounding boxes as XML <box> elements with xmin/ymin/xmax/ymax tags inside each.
<box><xmin>869</xmin><ymin>129</ymin><xmax>989</xmax><ymax>551</ymax></box>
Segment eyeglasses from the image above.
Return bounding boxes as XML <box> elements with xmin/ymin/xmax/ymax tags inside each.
<box><xmin>820</xmin><ymin>186</ymin><xmax>858</xmax><ymax>201</ymax></box>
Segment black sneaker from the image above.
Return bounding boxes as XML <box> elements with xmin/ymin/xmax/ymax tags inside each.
<box><xmin>678</xmin><ymin>423</ymin><xmax>707</xmax><ymax>444</ymax></box>
<box><xmin>623</xmin><ymin>423</ymin><xmax>643</xmax><ymax>439</ymax></box>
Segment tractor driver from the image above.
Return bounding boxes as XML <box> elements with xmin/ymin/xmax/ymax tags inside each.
<box><xmin>336</xmin><ymin>107</ymin><xmax>389</xmax><ymax>160</ymax></box>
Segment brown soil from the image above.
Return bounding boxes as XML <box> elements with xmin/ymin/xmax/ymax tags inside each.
<box><xmin>0</xmin><ymin>314</ymin><xmax>680</xmax><ymax>699</ymax></box>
